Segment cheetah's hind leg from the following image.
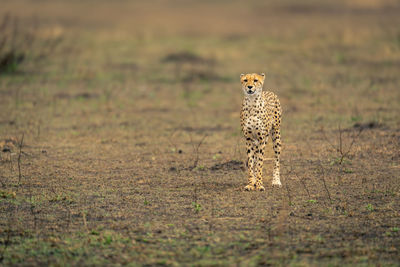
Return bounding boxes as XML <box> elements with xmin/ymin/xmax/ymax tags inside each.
<box><xmin>271</xmin><ymin>125</ymin><xmax>282</xmax><ymax>187</ymax></box>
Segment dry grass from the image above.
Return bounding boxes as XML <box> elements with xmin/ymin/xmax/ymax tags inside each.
<box><xmin>0</xmin><ymin>0</ymin><xmax>399</xmax><ymax>265</ymax></box>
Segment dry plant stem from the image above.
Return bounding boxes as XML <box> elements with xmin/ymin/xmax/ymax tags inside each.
<box><xmin>297</xmin><ymin>173</ymin><xmax>311</xmax><ymax>199</ymax></box>
<box><xmin>316</xmin><ymin>159</ymin><xmax>332</xmax><ymax>204</ymax></box>
<box><xmin>188</xmin><ymin>133</ymin><xmax>207</xmax><ymax>170</ymax></box>
<box><xmin>284</xmin><ymin>176</ymin><xmax>292</xmax><ymax>205</ymax></box>
<box><xmin>166</xmin><ymin>130</ymin><xmax>179</xmax><ymax>153</ymax></box>
<box><xmin>290</xmin><ymin>164</ymin><xmax>311</xmax><ymax>199</ymax></box>
<box><xmin>17</xmin><ymin>133</ymin><xmax>24</xmax><ymax>185</ymax></box>
<box><xmin>338</xmin><ymin>124</ymin><xmax>343</xmax><ymax>161</ymax></box>
<box><xmin>321</xmin><ymin>124</ymin><xmax>363</xmax><ymax>165</ymax></box>
<box><xmin>193</xmin><ymin>186</ymin><xmax>198</xmax><ymax>204</ymax></box>
<box><xmin>8</xmin><ymin>151</ymin><xmax>13</xmax><ymax>172</ymax></box>
<box><xmin>209</xmin><ymin>197</ymin><xmax>215</xmax><ymax>232</ymax></box>
<box><xmin>66</xmin><ymin>206</ymin><xmax>72</xmax><ymax>232</ymax></box>
<box><xmin>303</xmin><ymin>139</ymin><xmax>332</xmax><ymax>204</ymax></box>
<box><xmin>340</xmin><ymin>126</ymin><xmax>363</xmax><ymax>164</ymax></box>
<box><xmin>26</xmin><ymin>186</ymin><xmax>38</xmax><ymax>231</ymax></box>
<box><xmin>27</xmin><ymin>185</ymin><xmax>38</xmax><ymax>231</ymax></box>
<box><xmin>82</xmin><ymin>211</ymin><xmax>89</xmax><ymax>233</ymax></box>
<box><xmin>22</xmin><ymin>134</ymin><xmax>38</xmax><ymax>231</ymax></box>
<box><xmin>320</xmin><ymin>126</ymin><xmax>339</xmax><ymax>152</ymax></box>
<box><xmin>283</xmin><ymin>164</ymin><xmax>294</xmax><ymax>204</ymax></box>
<box><xmin>30</xmin><ymin>200</ymin><xmax>37</xmax><ymax>229</ymax></box>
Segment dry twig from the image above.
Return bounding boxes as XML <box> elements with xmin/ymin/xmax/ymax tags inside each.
<box><xmin>320</xmin><ymin>124</ymin><xmax>363</xmax><ymax>165</ymax></box>
<box><xmin>17</xmin><ymin>133</ymin><xmax>24</xmax><ymax>185</ymax></box>
<box><xmin>188</xmin><ymin>133</ymin><xmax>207</xmax><ymax>170</ymax></box>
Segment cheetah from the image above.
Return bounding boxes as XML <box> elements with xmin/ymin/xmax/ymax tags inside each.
<box><xmin>240</xmin><ymin>73</ymin><xmax>282</xmax><ymax>191</ymax></box>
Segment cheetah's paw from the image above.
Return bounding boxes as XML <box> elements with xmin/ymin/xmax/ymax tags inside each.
<box><xmin>244</xmin><ymin>184</ymin><xmax>256</xmax><ymax>191</ymax></box>
<box><xmin>256</xmin><ymin>185</ymin><xmax>265</xmax><ymax>191</ymax></box>
<box><xmin>272</xmin><ymin>180</ymin><xmax>282</xmax><ymax>188</ymax></box>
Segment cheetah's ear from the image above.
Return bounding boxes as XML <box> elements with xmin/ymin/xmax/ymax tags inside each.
<box><xmin>240</xmin><ymin>73</ymin><xmax>244</xmax><ymax>78</ymax></box>
<box><xmin>260</xmin><ymin>73</ymin><xmax>266</xmax><ymax>82</ymax></box>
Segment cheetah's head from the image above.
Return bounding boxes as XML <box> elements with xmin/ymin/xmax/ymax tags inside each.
<box><xmin>240</xmin><ymin>73</ymin><xmax>265</xmax><ymax>96</ymax></box>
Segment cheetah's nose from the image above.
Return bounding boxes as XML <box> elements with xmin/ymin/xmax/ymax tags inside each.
<box><xmin>247</xmin><ymin>85</ymin><xmax>253</xmax><ymax>89</ymax></box>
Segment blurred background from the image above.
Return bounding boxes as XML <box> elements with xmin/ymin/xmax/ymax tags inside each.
<box><xmin>1</xmin><ymin>0</ymin><xmax>399</xmax><ymax>133</ymax></box>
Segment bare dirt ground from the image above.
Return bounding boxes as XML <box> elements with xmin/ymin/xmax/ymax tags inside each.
<box><xmin>1</xmin><ymin>0</ymin><xmax>399</xmax><ymax>265</ymax></box>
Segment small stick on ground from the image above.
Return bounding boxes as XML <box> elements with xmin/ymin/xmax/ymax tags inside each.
<box><xmin>17</xmin><ymin>133</ymin><xmax>24</xmax><ymax>185</ymax></box>
<box><xmin>82</xmin><ymin>211</ymin><xmax>89</xmax><ymax>233</ymax></box>
<box><xmin>321</xmin><ymin>124</ymin><xmax>363</xmax><ymax>165</ymax></box>
<box><xmin>297</xmin><ymin>173</ymin><xmax>311</xmax><ymax>199</ymax></box>
<box><xmin>188</xmin><ymin>133</ymin><xmax>207</xmax><ymax>170</ymax></box>
<box><xmin>304</xmin><ymin>130</ymin><xmax>333</xmax><ymax>204</ymax></box>
<box><xmin>316</xmin><ymin>159</ymin><xmax>332</xmax><ymax>204</ymax></box>
<box><xmin>283</xmin><ymin>165</ymin><xmax>293</xmax><ymax>205</ymax></box>
<box><xmin>166</xmin><ymin>129</ymin><xmax>179</xmax><ymax>153</ymax></box>
<box><xmin>290</xmin><ymin>164</ymin><xmax>311</xmax><ymax>199</ymax></box>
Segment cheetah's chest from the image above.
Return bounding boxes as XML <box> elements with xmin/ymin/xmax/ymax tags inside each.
<box><xmin>243</xmin><ymin>110</ymin><xmax>269</xmax><ymax>139</ymax></box>
<box><xmin>244</xmin><ymin>115</ymin><xmax>263</xmax><ymax>130</ymax></box>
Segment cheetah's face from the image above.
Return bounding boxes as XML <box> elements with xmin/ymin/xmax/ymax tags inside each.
<box><xmin>240</xmin><ymin>73</ymin><xmax>265</xmax><ymax>96</ymax></box>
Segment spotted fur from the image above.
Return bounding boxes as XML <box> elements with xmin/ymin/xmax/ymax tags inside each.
<box><xmin>240</xmin><ymin>73</ymin><xmax>282</xmax><ymax>191</ymax></box>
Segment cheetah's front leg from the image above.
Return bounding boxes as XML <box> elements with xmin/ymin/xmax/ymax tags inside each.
<box><xmin>244</xmin><ymin>140</ymin><xmax>256</xmax><ymax>191</ymax></box>
<box><xmin>254</xmin><ymin>142</ymin><xmax>266</xmax><ymax>191</ymax></box>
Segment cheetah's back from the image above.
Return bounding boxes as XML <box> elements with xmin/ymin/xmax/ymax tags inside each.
<box><xmin>262</xmin><ymin>91</ymin><xmax>282</xmax><ymax>128</ymax></box>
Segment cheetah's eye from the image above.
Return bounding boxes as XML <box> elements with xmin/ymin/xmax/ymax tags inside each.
<box><xmin>243</xmin><ymin>79</ymin><xmax>248</xmax><ymax>82</ymax></box>
<box><xmin>254</xmin><ymin>79</ymin><xmax>258</xmax><ymax>82</ymax></box>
